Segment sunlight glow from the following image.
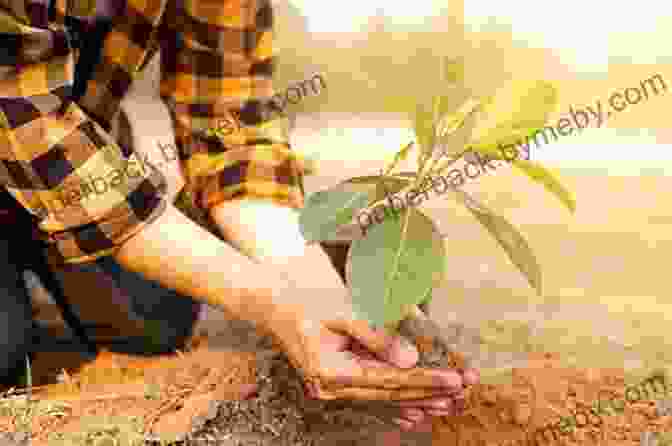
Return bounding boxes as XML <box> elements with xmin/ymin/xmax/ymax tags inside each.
<box><xmin>292</xmin><ymin>0</ymin><xmax>670</xmax><ymax>72</ymax></box>
<box><xmin>290</xmin><ymin>0</ymin><xmax>445</xmax><ymax>32</ymax></box>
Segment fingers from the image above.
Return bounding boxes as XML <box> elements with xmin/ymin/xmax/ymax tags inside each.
<box><xmin>307</xmin><ymin>383</ymin><xmax>459</xmax><ymax>401</ymax></box>
<box><xmin>399</xmin><ymin>408</ymin><xmax>425</xmax><ymax>423</ymax></box>
<box><xmin>392</xmin><ymin>418</ymin><xmax>416</xmax><ymax>431</ymax></box>
<box><xmin>308</xmin><ymin>318</ymin><xmax>477</xmax><ymax>404</ymax></box>
<box><xmin>333</xmin><ymin>319</ymin><xmax>419</xmax><ymax>369</ymax></box>
<box><xmin>462</xmin><ymin>367</ymin><xmax>480</xmax><ymax>386</ymax></box>
<box><xmin>318</xmin><ymin>358</ymin><xmax>465</xmax><ymax>393</ymax></box>
<box><xmin>396</xmin><ymin>397</ymin><xmax>454</xmax><ymax>409</ymax></box>
<box><xmin>394</xmin><ymin>415</ymin><xmax>437</xmax><ymax>432</ymax></box>
<box><xmin>426</xmin><ymin>409</ymin><xmax>453</xmax><ymax>417</ymax></box>
<box><xmin>400</xmin><ymin>398</ymin><xmax>465</xmax><ymax>418</ymax></box>
<box><xmin>305</xmin><ymin>376</ymin><xmax>466</xmax><ymax>409</ymax></box>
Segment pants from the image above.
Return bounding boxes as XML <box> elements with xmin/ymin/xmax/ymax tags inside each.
<box><xmin>53</xmin><ymin>255</ymin><xmax>202</xmax><ymax>356</ymax></box>
<box><xmin>0</xmin><ymin>237</ymin><xmax>34</xmax><ymax>384</ymax></box>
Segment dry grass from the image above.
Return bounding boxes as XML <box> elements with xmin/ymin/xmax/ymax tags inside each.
<box><xmin>46</xmin><ymin>415</ymin><xmax>146</xmax><ymax>446</ymax></box>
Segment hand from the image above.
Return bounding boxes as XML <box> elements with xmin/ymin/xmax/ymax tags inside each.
<box><xmin>262</xmin><ymin>291</ymin><xmax>480</xmax><ymax>430</ymax></box>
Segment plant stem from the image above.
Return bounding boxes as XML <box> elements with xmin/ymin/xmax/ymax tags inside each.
<box><xmin>383</xmin><ymin>304</ymin><xmax>420</xmax><ymax>336</ymax></box>
<box><xmin>382</xmin><ymin>321</ymin><xmax>400</xmax><ymax>336</ymax></box>
<box><xmin>429</xmin><ymin>146</ymin><xmax>473</xmax><ymax>177</ymax></box>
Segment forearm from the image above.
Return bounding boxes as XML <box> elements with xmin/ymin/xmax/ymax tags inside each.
<box><xmin>209</xmin><ymin>199</ymin><xmax>346</xmax><ymax>292</ymax></box>
<box><xmin>112</xmin><ymin>203</ymin><xmax>296</xmax><ymax>331</ymax></box>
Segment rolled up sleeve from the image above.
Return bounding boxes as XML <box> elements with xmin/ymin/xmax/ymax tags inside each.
<box><xmin>158</xmin><ymin>0</ymin><xmax>305</xmax><ymax>215</ymax></box>
<box><xmin>0</xmin><ymin>5</ymin><xmax>167</xmax><ymax>265</ymax></box>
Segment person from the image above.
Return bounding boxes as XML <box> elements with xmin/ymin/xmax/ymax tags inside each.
<box><xmin>0</xmin><ymin>0</ymin><xmax>479</xmax><ymax>430</ymax></box>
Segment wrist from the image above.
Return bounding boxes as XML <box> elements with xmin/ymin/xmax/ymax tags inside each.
<box><xmin>237</xmin><ymin>268</ymin><xmax>304</xmax><ymax>335</ymax></box>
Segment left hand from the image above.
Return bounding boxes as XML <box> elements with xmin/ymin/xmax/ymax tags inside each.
<box><xmin>318</xmin><ymin>327</ymin><xmax>478</xmax><ymax>430</ymax></box>
<box><xmin>262</xmin><ymin>292</ymin><xmax>479</xmax><ymax>431</ymax></box>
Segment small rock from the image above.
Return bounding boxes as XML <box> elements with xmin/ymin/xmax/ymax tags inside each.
<box><xmin>206</xmin><ymin>401</ymin><xmax>220</xmax><ymax>420</ymax></box>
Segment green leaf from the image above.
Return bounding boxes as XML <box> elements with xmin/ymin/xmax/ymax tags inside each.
<box><xmin>454</xmin><ymin>190</ymin><xmax>542</xmax><ymax>295</ymax></box>
<box><xmin>413</xmin><ymin>93</ymin><xmax>459</xmax><ymax>163</ymax></box>
<box><xmin>470</xmin><ymin>126</ymin><xmax>539</xmax><ymax>160</ymax></box>
<box><xmin>383</xmin><ymin>141</ymin><xmax>414</xmax><ymax>175</ymax></box>
<box><xmin>469</xmin><ymin>79</ymin><xmax>558</xmax><ymax>151</ymax></box>
<box><xmin>345</xmin><ymin>175</ymin><xmax>403</xmax><ymax>185</ymax></box>
<box><xmin>374</xmin><ymin>177</ymin><xmax>412</xmax><ymax>203</ymax></box>
<box><xmin>346</xmin><ymin>173</ymin><xmax>416</xmax><ymax>184</ymax></box>
<box><xmin>512</xmin><ymin>160</ymin><xmax>576</xmax><ymax>213</ymax></box>
<box><xmin>454</xmin><ymin>141</ymin><xmax>577</xmax><ymax>215</ymax></box>
<box><xmin>435</xmin><ymin>96</ymin><xmax>481</xmax><ymax>158</ymax></box>
<box><xmin>343</xmin><ymin>175</ymin><xmax>412</xmax><ymax>203</ymax></box>
<box><xmin>419</xmin><ymin>288</ymin><xmax>433</xmax><ymax>305</ymax></box>
<box><xmin>437</xmin><ymin>97</ymin><xmax>481</xmax><ymax>139</ymax></box>
<box><xmin>345</xmin><ymin>208</ymin><xmax>446</xmax><ymax>327</ymax></box>
<box><xmin>299</xmin><ymin>184</ymin><xmax>372</xmax><ymax>243</ymax></box>
<box><xmin>410</xmin><ymin>100</ymin><xmax>437</xmax><ymax>158</ymax></box>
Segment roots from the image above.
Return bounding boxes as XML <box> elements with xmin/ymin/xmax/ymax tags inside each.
<box><xmin>398</xmin><ymin>304</ymin><xmax>469</xmax><ymax>372</ymax></box>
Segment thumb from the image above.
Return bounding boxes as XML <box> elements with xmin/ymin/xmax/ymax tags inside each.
<box><xmin>334</xmin><ymin>319</ymin><xmax>420</xmax><ymax>369</ymax></box>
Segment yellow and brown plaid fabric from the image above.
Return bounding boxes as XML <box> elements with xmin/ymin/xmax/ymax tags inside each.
<box><xmin>0</xmin><ymin>0</ymin><xmax>306</xmax><ymax>265</ymax></box>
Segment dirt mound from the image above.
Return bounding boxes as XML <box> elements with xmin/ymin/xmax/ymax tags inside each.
<box><xmin>432</xmin><ymin>354</ymin><xmax>672</xmax><ymax>446</ymax></box>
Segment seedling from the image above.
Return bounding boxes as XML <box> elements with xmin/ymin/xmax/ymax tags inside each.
<box><xmin>299</xmin><ymin>56</ymin><xmax>576</xmax><ymax>369</ymax></box>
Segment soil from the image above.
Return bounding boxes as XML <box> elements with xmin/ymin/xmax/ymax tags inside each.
<box><xmin>186</xmin><ymin>347</ymin><xmax>434</xmax><ymax>446</ymax></box>
<box><xmin>2</xmin><ymin>299</ymin><xmax>671</xmax><ymax>446</ymax></box>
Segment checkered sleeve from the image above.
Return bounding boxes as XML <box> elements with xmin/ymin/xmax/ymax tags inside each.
<box><xmin>158</xmin><ymin>0</ymin><xmax>305</xmax><ymax>214</ymax></box>
<box><xmin>0</xmin><ymin>0</ymin><xmax>167</xmax><ymax>265</ymax></box>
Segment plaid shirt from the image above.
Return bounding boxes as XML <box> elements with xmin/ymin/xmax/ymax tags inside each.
<box><xmin>0</xmin><ymin>0</ymin><xmax>306</xmax><ymax>266</ymax></box>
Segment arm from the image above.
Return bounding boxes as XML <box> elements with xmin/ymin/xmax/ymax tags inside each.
<box><xmin>210</xmin><ymin>198</ymin><xmax>345</xmax><ymax>291</ymax></box>
<box><xmin>0</xmin><ymin>3</ymin><xmax>167</xmax><ymax>265</ymax></box>
<box><xmin>112</xmin><ymin>203</ymin><xmax>295</xmax><ymax>333</ymax></box>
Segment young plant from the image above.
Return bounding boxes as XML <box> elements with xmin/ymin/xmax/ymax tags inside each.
<box><xmin>299</xmin><ymin>56</ymin><xmax>576</xmax><ymax>369</ymax></box>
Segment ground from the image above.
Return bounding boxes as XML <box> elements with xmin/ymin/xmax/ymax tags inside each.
<box><xmin>1</xmin><ymin>301</ymin><xmax>670</xmax><ymax>446</ymax></box>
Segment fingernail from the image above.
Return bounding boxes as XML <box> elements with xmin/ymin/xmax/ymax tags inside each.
<box><xmin>427</xmin><ymin>409</ymin><xmax>453</xmax><ymax>417</ymax></box>
<box><xmin>404</xmin><ymin>409</ymin><xmax>424</xmax><ymax>422</ymax></box>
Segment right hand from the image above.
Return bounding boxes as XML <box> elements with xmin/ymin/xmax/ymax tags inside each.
<box><xmin>261</xmin><ymin>290</ymin><xmax>479</xmax><ymax>430</ymax></box>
